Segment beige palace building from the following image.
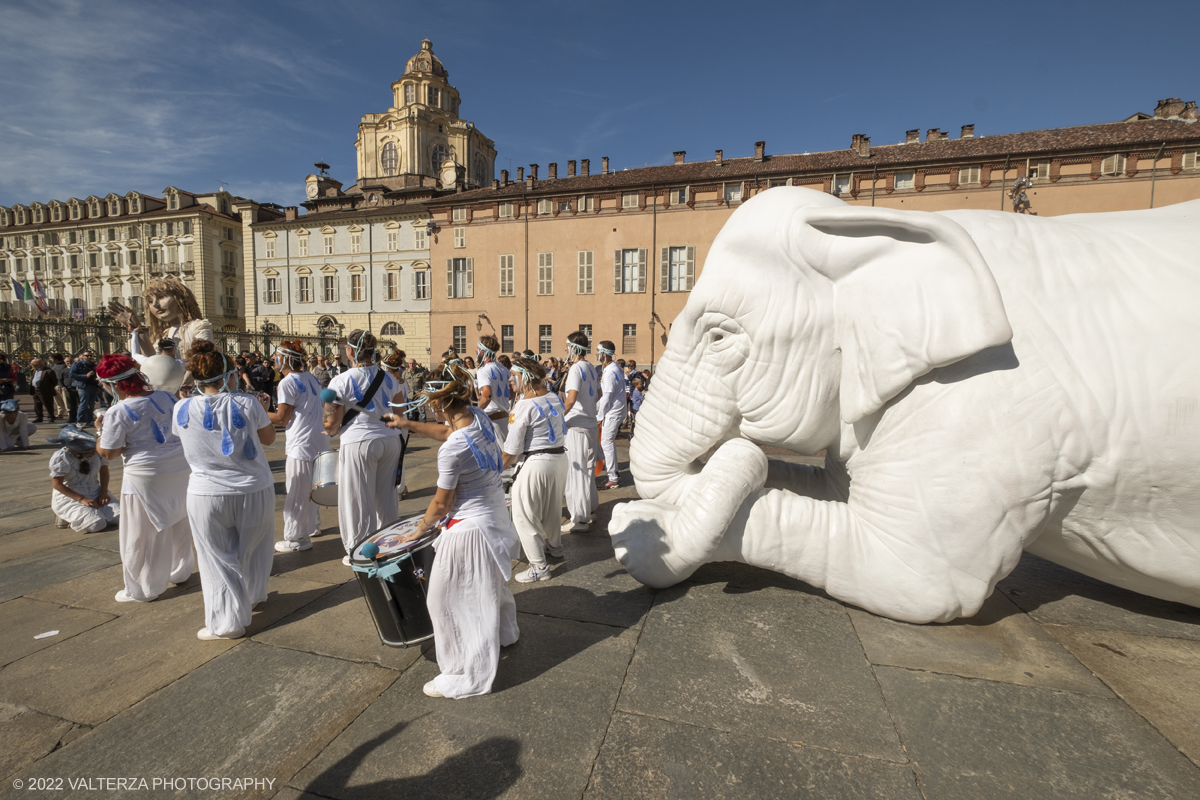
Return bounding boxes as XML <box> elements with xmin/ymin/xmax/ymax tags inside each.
<box><xmin>426</xmin><ymin>98</ymin><xmax>1200</xmax><ymax>367</ymax></box>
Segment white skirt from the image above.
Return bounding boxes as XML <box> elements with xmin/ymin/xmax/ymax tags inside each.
<box><xmin>186</xmin><ymin>488</ymin><xmax>275</xmax><ymax>636</ymax></box>
<box><xmin>337</xmin><ymin>435</ymin><xmax>402</xmax><ymax>554</ymax></box>
<box><xmin>119</xmin><ymin>491</ymin><xmax>194</xmax><ymax>601</ymax></box>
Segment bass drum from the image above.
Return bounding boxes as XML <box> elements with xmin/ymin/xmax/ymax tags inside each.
<box><xmin>350</xmin><ymin>516</ymin><xmax>439</xmax><ymax>648</ymax></box>
<box><xmin>310</xmin><ymin>449</ymin><xmax>339</xmax><ymax>506</ymax></box>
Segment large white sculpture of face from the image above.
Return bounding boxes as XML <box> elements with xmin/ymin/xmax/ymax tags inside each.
<box><xmin>610</xmin><ymin>188</ymin><xmax>1200</xmax><ymax>624</ymax></box>
<box><xmin>148</xmin><ymin>292</ymin><xmax>183</xmax><ymax>327</ymax></box>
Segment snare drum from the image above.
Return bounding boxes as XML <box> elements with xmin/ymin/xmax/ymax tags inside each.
<box><xmin>310</xmin><ymin>449</ymin><xmax>339</xmax><ymax>506</ymax></box>
<box><xmin>350</xmin><ymin>516</ymin><xmax>440</xmax><ymax>648</ymax></box>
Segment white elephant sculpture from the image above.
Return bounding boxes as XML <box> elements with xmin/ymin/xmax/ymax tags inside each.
<box><xmin>610</xmin><ymin>187</ymin><xmax>1200</xmax><ymax>624</ymax></box>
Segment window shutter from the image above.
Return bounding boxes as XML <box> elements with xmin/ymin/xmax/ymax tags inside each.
<box><xmin>686</xmin><ymin>246</ymin><xmax>695</xmax><ymax>290</ymax></box>
<box><xmin>636</xmin><ymin>248</ymin><xmax>647</xmax><ymax>293</ymax></box>
<box><xmin>446</xmin><ymin>258</ymin><xmax>454</xmax><ymax>298</ymax></box>
<box><xmin>660</xmin><ymin>247</ymin><xmax>669</xmax><ymax>292</ymax></box>
<box><xmin>614</xmin><ymin>250</ymin><xmax>622</xmax><ymax>293</ymax></box>
<box><xmin>412</xmin><ymin>269</ymin><xmax>417</xmax><ymax>299</ymax></box>
<box><xmin>465</xmin><ymin>257</ymin><xmax>474</xmax><ymax>298</ymax></box>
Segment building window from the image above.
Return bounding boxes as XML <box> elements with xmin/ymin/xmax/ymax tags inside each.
<box><xmin>452</xmin><ymin>206</ymin><xmax>466</xmax><ymax>222</ymax></box>
<box><xmin>537</xmin><ymin>252</ymin><xmax>554</xmax><ymax>295</ymax></box>
<box><xmin>622</xmin><ymin>324</ymin><xmax>637</xmax><ymax>354</ymax></box>
<box><xmin>613</xmin><ymin>248</ymin><xmax>647</xmax><ymax>293</ymax></box>
<box><xmin>452</xmin><ymin>325</ymin><xmax>466</xmax><ymax>354</ymax></box>
<box><xmin>499</xmin><ymin>201</ymin><xmax>513</xmax><ymax>218</ymax></box>
<box><xmin>299</xmin><ymin>276</ymin><xmax>312</xmax><ymax>303</ymax></box>
<box><xmin>539</xmin><ymin>325</ymin><xmax>553</xmax><ymax>355</ymax></box>
<box><xmin>0</xmin><ymin>260</ymin><xmax>6</xmax><ymax>275</ymax></box>
<box><xmin>69</xmin><ymin>254</ymin><xmax>79</xmax><ymax>271</ymax></box>
<box><xmin>453</xmin><ymin>227</ymin><xmax>465</xmax><ymax>248</ymax></box>
<box><xmin>404</xmin><ymin>83</ymin><xmax>415</xmax><ymax>104</ymax></box>
<box><xmin>386</xmin><ymin>230</ymin><xmax>398</xmax><ymax>251</ymax></box>
<box><xmin>621</xmin><ymin>192</ymin><xmax>638</xmax><ymax>209</ymax></box>
<box><xmin>88</xmin><ymin>253</ymin><xmax>99</xmax><ymax>269</ymax></box>
<box><xmin>264</xmin><ymin>239</ymin><xmax>275</xmax><ymax>258</ymax></box>
<box><xmin>1183</xmin><ymin>150</ymin><xmax>1198</xmax><ymax>170</ymax></box>
<box><xmin>50</xmin><ymin>256</ymin><xmax>60</xmax><ymax>271</ymax></box>
<box><xmin>661</xmin><ymin>246</ymin><xmax>695</xmax><ymax>292</ymax></box>
<box><xmin>183</xmin><ymin>220</ymin><xmax>192</xmax><ymax>234</ymax></box>
<box><xmin>432</xmin><ymin>144</ymin><xmax>448</xmax><ymax>173</ymax></box>
<box><xmin>381</xmin><ymin>141</ymin><xmax>398</xmax><ymax>176</ymax></box>
<box><xmin>894</xmin><ymin>170</ymin><xmax>915</xmax><ymax>190</ymax></box>
<box><xmin>298</xmin><ymin>236</ymin><xmax>309</xmax><ymax>257</ymax></box>
<box><xmin>350</xmin><ymin>232</ymin><xmax>362</xmax><ymax>253</ymax></box>
<box><xmin>537</xmin><ymin>199</ymin><xmax>552</xmax><ymax>215</ymax></box>
<box><xmin>413</xmin><ymin>268</ymin><xmax>429</xmax><ymax>299</ymax></box>
<box><xmin>428</xmin><ymin>86</ymin><xmax>440</xmax><ymax>108</ymax></box>
<box><xmin>264</xmin><ymin>277</ymin><xmax>281</xmax><ymax>304</ymax></box>
<box><xmin>501</xmin><ymin>325</ymin><xmax>514</xmax><ymax>353</ymax></box>
<box><xmin>673</xmin><ymin>188</ymin><xmax>687</xmax><ymax>204</ymax></box>
<box><xmin>499</xmin><ymin>254</ymin><xmax>515</xmax><ymax>297</ymax></box>
<box><xmin>833</xmin><ymin>176</ymin><xmax>850</xmax><ymax>196</ymax></box>
<box><xmin>385</xmin><ymin>271</ymin><xmax>400</xmax><ymax>300</ymax></box>
<box><xmin>1101</xmin><ymin>154</ymin><xmax>1127</xmax><ymax>176</ymax></box>
<box><xmin>724</xmin><ymin>184</ymin><xmax>742</xmax><ymax>203</ymax></box>
<box><xmin>323</xmin><ymin>234</ymin><xmax>334</xmax><ymax>255</ymax></box>
<box><xmin>379</xmin><ymin>321</ymin><xmax>403</xmax><ymax>336</ymax></box>
<box><xmin>447</xmin><ymin>257</ymin><xmax>473</xmax><ymax>298</ymax></box>
<box><xmin>223</xmin><ymin>286</ymin><xmax>238</xmax><ymax>315</ymax></box>
<box><xmin>34</xmin><ymin>256</ymin><xmax>44</xmax><ymax>271</ymax></box>
<box><xmin>323</xmin><ymin>275</ymin><xmax>338</xmax><ymax>302</ymax></box>
<box><xmin>578</xmin><ymin>195</ymin><xmax>594</xmax><ymax>212</ymax></box>
<box><xmin>1032</xmin><ymin>160</ymin><xmax>1050</xmax><ymax>180</ymax></box>
<box><xmin>578</xmin><ymin>324</ymin><xmax>592</xmax><ymax>344</ymax></box>
<box><xmin>103</xmin><ymin>252</ymin><xmax>116</xmax><ymax>268</ymax></box>
<box><xmin>414</xmin><ymin>228</ymin><xmax>427</xmax><ymax>250</ymax></box>
<box><xmin>577</xmin><ymin>250</ymin><xmax>594</xmax><ymax>294</ymax></box>
<box><xmin>351</xmin><ymin>273</ymin><xmax>364</xmax><ymax>301</ymax></box>
<box><xmin>88</xmin><ymin>229</ymin><xmax>97</xmax><ymax>243</ymax></box>
<box><xmin>558</xmin><ymin>201</ymin><xmax>571</xmax><ymax>213</ymax></box>
<box><xmin>958</xmin><ymin>165</ymin><xmax>982</xmax><ymax>185</ymax></box>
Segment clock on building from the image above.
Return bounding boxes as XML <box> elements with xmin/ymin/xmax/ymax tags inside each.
<box><xmin>306</xmin><ymin>183</ymin><xmax>318</xmax><ymax>198</ymax></box>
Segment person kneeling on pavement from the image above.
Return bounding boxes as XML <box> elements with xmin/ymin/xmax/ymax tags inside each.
<box><xmin>1</xmin><ymin>398</ymin><xmax>37</xmax><ymax>451</ymax></box>
<box><xmin>48</xmin><ymin>425</ymin><xmax>120</xmax><ymax>532</ymax></box>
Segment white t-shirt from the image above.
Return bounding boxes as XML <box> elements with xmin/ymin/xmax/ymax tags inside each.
<box><xmin>504</xmin><ymin>393</ymin><xmax>568</xmax><ymax>458</ymax></box>
<box><xmin>50</xmin><ymin>448</ymin><xmax>109</xmax><ymax>498</ymax></box>
<box><xmin>597</xmin><ymin>362</ymin><xmax>628</xmax><ymax>419</ymax></box>
<box><xmin>276</xmin><ymin>371</ymin><xmax>330</xmax><ymax>461</ymax></box>
<box><xmin>171</xmin><ymin>392</ymin><xmax>273</xmax><ymax>495</ymax></box>
<box><xmin>327</xmin><ymin>366</ymin><xmax>400</xmax><ymax>445</ymax></box>
<box><xmin>476</xmin><ymin>361</ymin><xmax>512</xmax><ymax>415</ymax></box>
<box><xmin>437</xmin><ymin>408</ymin><xmax>506</xmax><ymax>521</ymax></box>
<box><xmin>99</xmin><ymin>392</ymin><xmax>185</xmax><ymax>469</ymax></box>
<box><xmin>563</xmin><ymin>360</ymin><xmax>600</xmax><ymax>428</ymax></box>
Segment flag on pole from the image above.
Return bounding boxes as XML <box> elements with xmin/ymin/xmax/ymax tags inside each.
<box><xmin>30</xmin><ymin>279</ymin><xmax>49</xmax><ymax>314</ymax></box>
<box><xmin>9</xmin><ymin>276</ymin><xmax>22</xmax><ymax>299</ymax></box>
<box><xmin>22</xmin><ymin>280</ymin><xmax>45</xmax><ymax>313</ymax></box>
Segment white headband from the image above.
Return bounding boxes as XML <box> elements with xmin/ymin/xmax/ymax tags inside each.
<box><xmin>98</xmin><ymin>366</ymin><xmax>145</xmax><ymax>385</ymax></box>
<box><xmin>597</xmin><ymin>344</ymin><xmax>615</xmax><ymax>356</ymax></box>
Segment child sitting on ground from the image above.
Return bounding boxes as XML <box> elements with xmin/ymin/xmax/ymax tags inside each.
<box><xmin>1</xmin><ymin>399</ymin><xmax>37</xmax><ymax>451</ymax></box>
<box><xmin>48</xmin><ymin>425</ymin><xmax>120</xmax><ymax>532</ymax></box>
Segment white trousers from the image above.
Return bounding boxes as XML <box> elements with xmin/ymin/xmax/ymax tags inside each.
<box><xmin>564</xmin><ymin>426</ymin><xmax>599</xmax><ymax>524</ymax></box>
<box><xmin>119</xmin><ymin>492</ymin><xmax>194</xmax><ymax>601</ymax></box>
<box><xmin>599</xmin><ymin>407</ymin><xmax>627</xmax><ymax>482</ymax></box>
<box><xmin>511</xmin><ymin>455</ymin><xmax>568</xmax><ymax>569</ymax></box>
<box><xmin>429</xmin><ymin>520</ymin><xmax>519</xmax><ymax>698</ymax></box>
<box><xmin>284</xmin><ymin>456</ymin><xmax>320</xmax><ymax>545</ymax></box>
<box><xmin>51</xmin><ymin>491</ymin><xmax>119</xmax><ymax>532</ymax></box>
<box><xmin>187</xmin><ymin>488</ymin><xmax>275</xmax><ymax>636</ymax></box>
<box><xmin>338</xmin><ymin>436</ymin><xmax>401</xmax><ymax>554</ymax></box>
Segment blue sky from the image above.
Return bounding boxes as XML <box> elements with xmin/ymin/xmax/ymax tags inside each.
<box><xmin>1</xmin><ymin>0</ymin><xmax>1197</xmax><ymax>208</ymax></box>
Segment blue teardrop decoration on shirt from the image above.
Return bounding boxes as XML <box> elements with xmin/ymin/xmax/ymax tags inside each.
<box><xmin>465</xmin><ymin>435</ymin><xmax>489</xmax><ymax>470</ymax></box>
<box><xmin>221</xmin><ymin>426</ymin><xmax>234</xmax><ymax>456</ymax></box>
<box><xmin>295</xmin><ymin>377</ymin><xmax>307</xmax><ymax>394</ymax></box>
<box><xmin>203</xmin><ymin>401</ymin><xmax>215</xmax><ymax>431</ymax></box>
<box><xmin>366</xmin><ymin>396</ymin><xmax>376</xmax><ymax>412</ymax></box>
<box><xmin>151</xmin><ymin>419</ymin><xmax>166</xmax><ymax>444</ymax></box>
<box><xmin>124</xmin><ymin>405</ymin><xmax>140</xmax><ymax>422</ymax></box>
<box><xmin>230</xmin><ymin>401</ymin><xmax>246</xmax><ymax>430</ymax></box>
<box><xmin>478</xmin><ymin>413</ymin><xmax>496</xmax><ymax>443</ymax></box>
<box><xmin>243</xmin><ymin>436</ymin><xmax>257</xmax><ymax>460</ymax></box>
<box><xmin>176</xmin><ymin>398</ymin><xmax>191</xmax><ymax>427</ymax></box>
<box><xmin>148</xmin><ymin>395</ymin><xmax>165</xmax><ymax>415</ymax></box>
<box><xmin>352</xmin><ymin>376</ymin><xmax>364</xmax><ymax>404</ymax></box>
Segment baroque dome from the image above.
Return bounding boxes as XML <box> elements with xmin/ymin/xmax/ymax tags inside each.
<box><xmin>405</xmin><ymin>39</ymin><xmax>447</xmax><ymax>79</ymax></box>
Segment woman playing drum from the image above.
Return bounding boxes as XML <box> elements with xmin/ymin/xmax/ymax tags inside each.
<box><xmin>267</xmin><ymin>340</ymin><xmax>329</xmax><ymax>553</ymax></box>
<box><xmin>386</xmin><ymin>360</ymin><xmax>520</xmax><ymax>698</ymax></box>
<box><xmin>502</xmin><ymin>357</ymin><xmax>569</xmax><ymax>583</ymax></box>
<box><xmin>96</xmin><ymin>355</ymin><xmax>194</xmax><ymax>602</ymax></box>
<box><xmin>173</xmin><ymin>341</ymin><xmax>276</xmax><ymax>640</ymax></box>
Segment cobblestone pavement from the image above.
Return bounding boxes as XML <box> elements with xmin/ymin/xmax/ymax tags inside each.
<box><xmin>2</xmin><ymin>420</ymin><xmax>1198</xmax><ymax>799</ymax></box>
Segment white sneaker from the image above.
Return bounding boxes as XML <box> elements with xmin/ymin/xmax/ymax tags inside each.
<box><xmin>275</xmin><ymin>540</ymin><xmax>312</xmax><ymax>553</ymax></box>
<box><xmin>515</xmin><ymin>565</ymin><xmax>551</xmax><ymax>583</ymax></box>
<box><xmin>342</xmin><ymin>555</ymin><xmax>353</xmax><ymax>567</ymax></box>
<box><xmin>561</xmin><ymin>521</ymin><xmax>590</xmax><ymax>533</ymax></box>
<box><xmin>114</xmin><ymin>589</ymin><xmax>154</xmax><ymax>603</ymax></box>
<box><xmin>197</xmin><ymin>627</ymin><xmax>244</xmax><ymax>641</ymax></box>
<box><xmin>55</xmin><ymin>516</ymin><xmax>69</xmax><ymax>529</ymax></box>
<box><xmin>423</xmin><ymin>679</ymin><xmax>445</xmax><ymax>698</ymax></box>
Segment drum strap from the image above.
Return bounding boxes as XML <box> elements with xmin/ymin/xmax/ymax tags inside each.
<box><xmin>341</xmin><ymin>368</ymin><xmax>386</xmax><ymax>429</ymax></box>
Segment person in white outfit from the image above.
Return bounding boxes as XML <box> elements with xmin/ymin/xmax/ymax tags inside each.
<box><xmin>96</xmin><ymin>354</ymin><xmax>193</xmax><ymax>602</ymax></box>
<box><xmin>381</xmin><ymin>350</ymin><xmax>410</xmax><ymax>500</ymax></box>
<box><xmin>173</xmin><ymin>341</ymin><xmax>276</xmax><ymax>641</ymax></box>
<box><xmin>561</xmin><ymin>330</ymin><xmax>600</xmax><ymax>533</ymax></box>
<box><xmin>385</xmin><ymin>360</ymin><xmax>520</xmax><ymax>699</ymax></box>
<box><xmin>595</xmin><ymin>340</ymin><xmax>628</xmax><ymax>489</ymax></box>
<box><xmin>1</xmin><ymin>398</ymin><xmax>37</xmax><ymax>451</ymax></box>
<box><xmin>475</xmin><ymin>335</ymin><xmax>512</xmax><ymax>441</ymax></box>
<box><xmin>48</xmin><ymin>425</ymin><xmax>120</xmax><ymax>532</ymax></box>
<box><xmin>267</xmin><ymin>340</ymin><xmax>330</xmax><ymax>553</ymax></box>
<box><xmin>323</xmin><ymin>330</ymin><xmax>402</xmax><ymax>563</ymax></box>
<box><xmin>502</xmin><ymin>357</ymin><xmax>569</xmax><ymax>582</ymax></box>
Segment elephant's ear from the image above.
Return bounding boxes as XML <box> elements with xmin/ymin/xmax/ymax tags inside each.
<box><xmin>793</xmin><ymin>205</ymin><xmax>1012</xmax><ymax>424</ymax></box>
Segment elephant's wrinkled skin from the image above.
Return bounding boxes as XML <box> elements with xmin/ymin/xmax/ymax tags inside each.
<box><xmin>610</xmin><ymin>187</ymin><xmax>1200</xmax><ymax>623</ymax></box>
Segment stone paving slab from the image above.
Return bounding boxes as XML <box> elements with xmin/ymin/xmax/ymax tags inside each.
<box><xmin>875</xmin><ymin>665</ymin><xmax>1200</xmax><ymax>800</ymax></box>
<box><xmin>0</xmin><ymin>597</ymin><xmax>114</xmax><ymax>668</ymax></box>
<box><xmin>0</xmin><ymin>544</ymin><xmax>123</xmax><ymax>604</ymax></box>
<box><xmin>71</xmin><ymin>529</ymin><xmax>119</xmax><ymax>552</ymax></box>
<box><xmin>586</xmin><ymin>712</ymin><xmax>922</xmax><ymax>800</ymax></box>
<box><xmin>1046</xmin><ymin>624</ymin><xmax>1200</xmax><ymax>767</ymax></box>
<box><xmin>269</xmin><ymin>533</ymin><xmax>357</xmax><ymax>586</ymax></box>
<box><xmin>0</xmin><ymin>507</ymin><xmax>59</xmax><ymax>536</ymax></box>
<box><xmin>28</xmin><ymin>563</ymin><xmax>200</xmax><ymax>616</ymax></box>
<box><xmin>848</xmin><ymin>591</ymin><xmax>1112</xmax><ymax>696</ymax></box>
<box><xmin>0</xmin><ymin>703</ymin><xmax>75</xmax><ymax>783</ymax></box>
<box><xmin>619</xmin><ymin>578</ymin><xmax>904</xmax><ymax>762</ymax></box>
<box><xmin>0</xmin><ymin>524</ymin><xmax>89</xmax><ymax>564</ymax></box>
<box><xmin>290</xmin><ymin>612</ymin><xmax>637</xmax><ymax>800</ymax></box>
<box><xmin>998</xmin><ymin>553</ymin><xmax>1200</xmax><ymax>640</ymax></box>
<box><xmin>19</xmin><ymin>642</ymin><xmax>397</xmax><ymax>800</ymax></box>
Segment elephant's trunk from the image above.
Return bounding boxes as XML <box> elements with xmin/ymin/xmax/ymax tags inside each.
<box><xmin>631</xmin><ymin>356</ymin><xmax>739</xmax><ymax>506</ymax></box>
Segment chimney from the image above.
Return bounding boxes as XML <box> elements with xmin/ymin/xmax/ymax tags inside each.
<box><xmin>715</xmin><ymin>149</ymin><xmax>723</xmax><ymax>166</ymax></box>
<box><xmin>567</xmin><ymin>160</ymin><xmax>576</xmax><ymax>177</ymax></box>
<box><xmin>581</xmin><ymin>159</ymin><xmax>590</xmax><ymax>176</ymax></box>
<box><xmin>673</xmin><ymin>151</ymin><xmax>686</xmax><ymax>165</ymax></box>
<box><xmin>851</xmin><ymin>133</ymin><xmax>871</xmax><ymax>158</ymax></box>
<box><xmin>517</xmin><ymin>167</ymin><xmax>524</xmax><ymax>182</ymax></box>
<box><xmin>905</xmin><ymin>129</ymin><xmax>919</xmax><ymax>144</ymax></box>
<box><xmin>548</xmin><ymin>162</ymin><xmax>557</xmax><ymax>179</ymax></box>
<box><xmin>530</xmin><ymin>164</ymin><xmax>539</xmax><ymax>180</ymax></box>
<box><xmin>492</xmin><ymin>179</ymin><xmax>500</xmax><ymax>190</ymax></box>
<box><xmin>602</xmin><ymin>157</ymin><xmax>609</xmax><ymax>174</ymax></box>
<box><xmin>284</xmin><ymin>206</ymin><xmax>298</xmax><ymax>221</ymax></box>
<box><xmin>1154</xmin><ymin>98</ymin><xmax>1186</xmax><ymax>119</ymax></box>
<box><xmin>754</xmin><ymin>141</ymin><xmax>765</xmax><ymax>162</ymax></box>
<box><xmin>926</xmin><ymin>128</ymin><xmax>948</xmax><ymax>141</ymax></box>
<box><xmin>1183</xmin><ymin>101</ymin><xmax>1199</xmax><ymax>121</ymax></box>
<box><xmin>960</xmin><ymin>124</ymin><xmax>975</xmax><ymax>139</ymax></box>
<box><xmin>500</xmin><ymin>169</ymin><xmax>509</xmax><ymax>186</ymax></box>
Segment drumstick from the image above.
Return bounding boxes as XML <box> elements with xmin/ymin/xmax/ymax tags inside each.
<box><xmin>319</xmin><ymin>388</ymin><xmax>392</xmax><ymax>424</ymax></box>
